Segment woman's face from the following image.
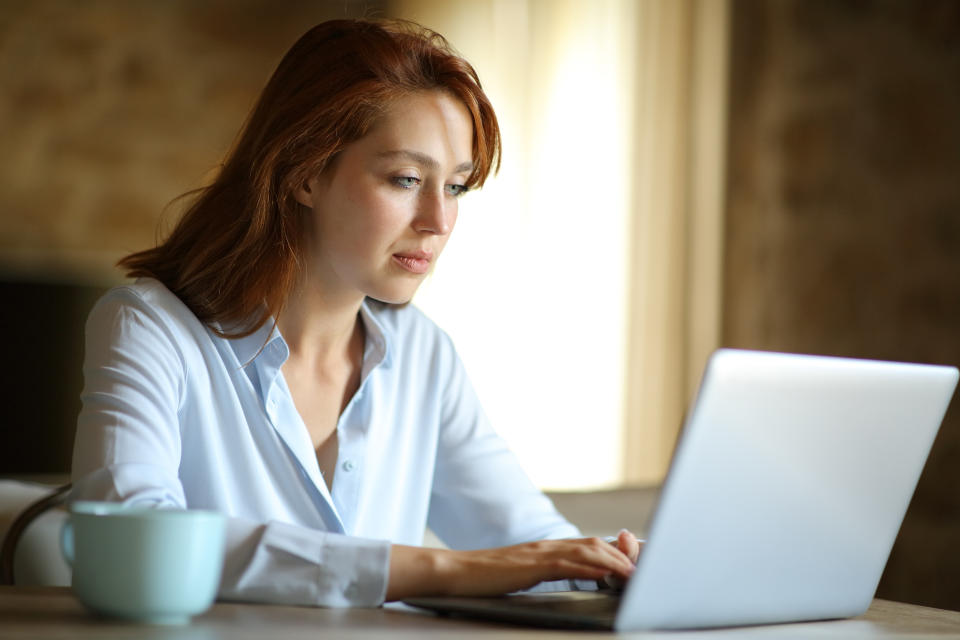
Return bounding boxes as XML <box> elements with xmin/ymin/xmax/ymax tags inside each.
<box><xmin>295</xmin><ymin>90</ymin><xmax>475</xmax><ymax>305</ymax></box>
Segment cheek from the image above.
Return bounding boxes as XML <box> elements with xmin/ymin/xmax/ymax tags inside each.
<box><xmin>335</xmin><ymin>185</ymin><xmax>398</xmax><ymax>234</ymax></box>
<box><xmin>358</xmin><ymin>192</ymin><xmax>410</xmax><ymax>239</ymax></box>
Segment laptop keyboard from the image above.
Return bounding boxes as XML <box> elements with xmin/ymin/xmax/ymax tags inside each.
<box><xmin>404</xmin><ymin>590</ymin><xmax>623</xmax><ymax>630</ymax></box>
<box><xmin>497</xmin><ymin>591</ymin><xmax>621</xmax><ymax>615</ymax></box>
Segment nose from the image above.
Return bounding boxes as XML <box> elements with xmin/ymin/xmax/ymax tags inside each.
<box><xmin>412</xmin><ymin>190</ymin><xmax>454</xmax><ymax>236</ymax></box>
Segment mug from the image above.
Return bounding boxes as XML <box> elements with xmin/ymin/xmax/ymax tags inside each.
<box><xmin>61</xmin><ymin>501</ymin><xmax>226</xmax><ymax>625</ymax></box>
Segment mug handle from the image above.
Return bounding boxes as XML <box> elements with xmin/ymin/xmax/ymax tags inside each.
<box><xmin>60</xmin><ymin>520</ymin><xmax>74</xmax><ymax>567</ymax></box>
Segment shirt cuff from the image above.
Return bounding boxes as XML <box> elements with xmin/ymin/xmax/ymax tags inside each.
<box><xmin>223</xmin><ymin>519</ymin><xmax>391</xmax><ymax>607</ymax></box>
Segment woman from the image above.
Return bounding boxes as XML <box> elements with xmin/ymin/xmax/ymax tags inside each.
<box><xmin>71</xmin><ymin>18</ymin><xmax>639</xmax><ymax>607</ymax></box>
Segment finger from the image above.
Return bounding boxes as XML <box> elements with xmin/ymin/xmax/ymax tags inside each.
<box><xmin>547</xmin><ymin>538</ymin><xmax>636</xmax><ymax>583</ymax></box>
<box><xmin>586</xmin><ymin>538</ymin><xmax>635</xmax><ymax>578</ymax></box>
<box><xmin>617</xmin><ymin>530</ymin><xmax>641</xmax><ymax>564</ymax></box>
<box><xmin>598</xmin><ymin>532</ymin><xmax>641</xmax><ymax>591</ymax></box>
<box><xmin>560</xmin><ymin>538</ymin><xmax>633</xmax><ymax>580</ymax></box>
<box><xmin>526</xmin><ymin>539</ymin><xmax>633</xmax><ymax>578</ymax></box>
<box><xmin>551</xmin><ymin>559</ymin><xmax>616</xmax><ymax>582</ymax></box>
<box><xmin>602</xmin><ymin>533</ymin><xmax>637</xmax><ymax>568</ymax></box>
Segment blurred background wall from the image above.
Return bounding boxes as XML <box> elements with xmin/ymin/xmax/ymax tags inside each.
<box><xmin>724</xmin><ymin>0</ymin><xmax>960</xmax><ymax>610</ymax></box>
<box><xmin>1</xmin><ymin>0</ymin><xmax>959</xmax><ymax>610</ymax></box>
<box><xmin>0</xmin><ymin>0</ymin><xmax>382</xmax><ymax>284</ymax></box>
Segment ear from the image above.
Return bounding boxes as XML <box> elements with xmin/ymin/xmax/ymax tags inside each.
<box><xmin>293</xmin><ymin>179</ymin><xmax>314</xmax><ymax>208</ymax></box>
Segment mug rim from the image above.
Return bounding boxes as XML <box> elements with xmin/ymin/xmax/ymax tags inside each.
<box><xmin>69</xmin><ymin>500</ymin><xmax>224</xmax><ymax>522</ymax></box>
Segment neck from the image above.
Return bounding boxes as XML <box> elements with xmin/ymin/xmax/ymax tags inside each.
<box><xmin>277</xmin><ymin>278</ymin><xmax>365</xmax><ymax>367</ymax></box>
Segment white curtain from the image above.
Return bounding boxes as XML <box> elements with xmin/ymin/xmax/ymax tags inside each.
<box><xmin>394</xmin><ymin>0</ymin><xmax>729</xmax><ymax>489</ymax></box>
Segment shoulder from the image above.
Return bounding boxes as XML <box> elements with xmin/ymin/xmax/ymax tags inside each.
<box><xmin>93</xmin><ymin>277</ymin><xmax>187</xmax><ymax>314</ymax></box>
<box><xmin>86</xmin><ymin>278</ymin><xmax>209</xmax><ymax>355</ymax></box>
<box><xmin>91</xmin><ymin>278</ymin><xmax>197</xmax><ymax>325</ymax></box>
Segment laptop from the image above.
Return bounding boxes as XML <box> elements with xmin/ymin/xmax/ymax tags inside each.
<box><xmin>404</xmin><ymin>349</ymin><xmax>959</xmax><ymax>631</ymax></box>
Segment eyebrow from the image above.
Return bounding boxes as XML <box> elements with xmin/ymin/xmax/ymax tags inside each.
<box><xmin>377</xmin><ymin>149</ymin><xmax>474</xmax><ymax>175</ymax></box>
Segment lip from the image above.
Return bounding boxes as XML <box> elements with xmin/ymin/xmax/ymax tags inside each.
<box><xmin>392</xmin><ymin>250</ymin><xmax>433</xmax><ymax>275</ymax></box>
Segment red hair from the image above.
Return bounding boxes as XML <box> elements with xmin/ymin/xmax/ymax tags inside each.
<box><xmin>119</xmin><ymin>19</ymin><xmax>501</xmax><ymax>337</ymax></box>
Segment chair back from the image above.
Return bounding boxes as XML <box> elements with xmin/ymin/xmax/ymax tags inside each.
<box><xmin>0</xmin><ymin>482</ymin><xmax>72</xmax><ymax>585</ymax></box>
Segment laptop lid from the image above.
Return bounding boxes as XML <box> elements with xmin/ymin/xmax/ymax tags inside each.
<box><xmin>615</xmin><ymin>349</ymin><xmax>958</xmax><ymax>630</ymax></box>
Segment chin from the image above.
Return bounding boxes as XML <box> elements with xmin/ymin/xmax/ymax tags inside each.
<box><xmin>366</xmin><ymin>288</ymin><xmax>417</xmax><ymax>306</ymax></box>
<box><xmin>362</xmin><ymin>274</ymin><xmax>424</xmax><ymax>305</ymax></box>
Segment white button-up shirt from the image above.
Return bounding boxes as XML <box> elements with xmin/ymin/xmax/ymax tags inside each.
<box><xmin>71</xmin><ymin>279</ymin><xmax>580</xmax><ymax>607</ymax></box>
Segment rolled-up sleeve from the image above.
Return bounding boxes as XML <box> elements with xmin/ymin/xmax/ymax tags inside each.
<box><xmin>220</xmin><ymin>519</ymin><xmax>389</xmax><ymax>607</ymax></box>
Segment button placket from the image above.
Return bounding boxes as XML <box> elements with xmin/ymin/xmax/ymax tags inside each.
<box><xmin>332</xmin><ymin>413</ymin><xmax>366</xmax><ymax>532</ymax></box>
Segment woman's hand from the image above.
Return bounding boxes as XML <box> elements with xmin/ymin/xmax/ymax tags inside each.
<box><xmin>386</xmin><ymin>537</ymin><xmax>636</xmax><ymax>601</ymax></box>
<box><xmin>598</xmin><ymin>529</ymin><xmax>643</xmax><ymax>591</ymax></box>
<box><xmin>612</xmin><ymin>529</ymin><xmax>642</xmax><ymax>564</ymax></box>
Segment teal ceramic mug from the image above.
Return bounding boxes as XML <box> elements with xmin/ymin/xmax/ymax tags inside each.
<box><xmin>61</xmin><ymin>501</ymin><xmax>226</xmax><ymax>625</ymax></box>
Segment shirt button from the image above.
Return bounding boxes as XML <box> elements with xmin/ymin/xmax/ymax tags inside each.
<box><xmin>341</xmin><ymin>460</ymin><xmax>355</xmax><ymax>472</ymax></box>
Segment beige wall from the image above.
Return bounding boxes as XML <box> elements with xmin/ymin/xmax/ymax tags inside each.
<box><xmin>724</xmin><ymin>0</ymin><xmax>960</xmax><ymax>611</ymax></box>
<box><xmin>0</xmin><ymin>0</ymin><xmax>382</xmax><ymax>284</ymax></box>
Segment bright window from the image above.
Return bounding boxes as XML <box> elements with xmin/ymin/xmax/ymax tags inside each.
<box><xmin>410</xmin><ymin>1</ymin><xmax>636</xmax><ymax>490</ymax></box>
<box><xmin>402</xmin><ymin>0</ymin><xmax>729</xmax><ymax>489</ymax></box>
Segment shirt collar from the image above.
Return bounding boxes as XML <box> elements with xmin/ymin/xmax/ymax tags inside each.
<box><xmin>225</xmin><ymin>299</ymin><xmax>393</xmax><ymax>371</ymax></box>
<box><xmin>359</xmin><ymin>298</ymin><xmax>392</xmax><ymax>373</ymax></box>
<box><xmin>228</xmin><ymin>319</ymin><xmax>284</xmax><ymax>369</ymax></box>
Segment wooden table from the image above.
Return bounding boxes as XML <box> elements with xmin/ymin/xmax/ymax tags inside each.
<box><xmin>3</xmin><ymin>586</ymin><xmax>960</xmax><ymax>638</ymax></box>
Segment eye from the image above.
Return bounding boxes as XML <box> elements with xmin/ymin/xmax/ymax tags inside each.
<box><xmin>393</xmin><ymin>176</ymin><xmax>421</xmax><ymax>189</ymax></box>
<box><xmin>445</xmin><ymin>184</ymin><xmax>469</xmax><ymax>198</ymax></box>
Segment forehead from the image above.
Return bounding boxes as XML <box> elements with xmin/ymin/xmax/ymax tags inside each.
<box><xmin>354</xmin><ymin>90</ymin><xmax>475</xmax><ymax>164</ymax></box>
